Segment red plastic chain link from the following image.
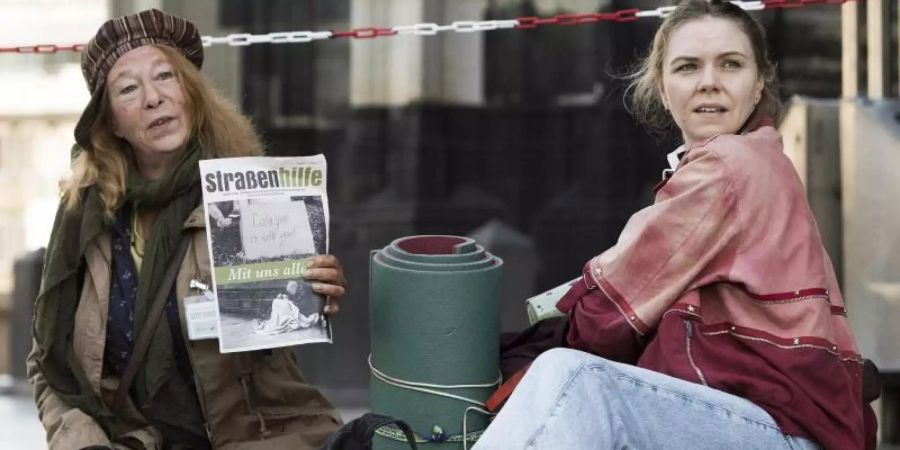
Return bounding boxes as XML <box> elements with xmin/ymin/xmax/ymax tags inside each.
<box><xmin>515</xmin><ymin>8</ymin><xmax>640</xmax><ymax>29</ymax></box>
<box><xmin>553</xmin><ymin>14</ymin><xmax>595</xmax><ymax>26</ymax></box>
<box><xmin>762</xmin><ymin>0</ymin><xmax>848</xmax><ymax>8</ymax></box>
<box><xmin>0</xmin><ymin>44</ymin><xmax>84</xmax><ymax>53</ymax></box>
<box><xmin>514</xmin><ymin>16</ymin><xmax>559</xmax><ymax>29</ymax></box>
<box><xmin>331</xmin><ymin>27</ymin><xmax>396</xmax><ymax>39</ymax></box>
<box><xmin>610</xmin><ymin>9</ymin><xmax>640</xmax><ymax>23</ymax></box>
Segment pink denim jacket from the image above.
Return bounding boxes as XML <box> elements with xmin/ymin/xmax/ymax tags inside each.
<box><xmin>558</xmin><ymin>124</ymin><xmax>876</xmax><ymax>449</ymax></box>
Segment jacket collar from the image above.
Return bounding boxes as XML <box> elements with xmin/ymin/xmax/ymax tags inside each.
<box><xmin>653</xmin><ymin>115</ymin><xmax>776</xmax><ymax>194</ymax></box>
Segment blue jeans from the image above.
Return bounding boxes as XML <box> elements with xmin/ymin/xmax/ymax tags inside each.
<box><xmin>473</xmin><ymin>348</ymin><xmax>820</xmax><ymax>450</ymax></box>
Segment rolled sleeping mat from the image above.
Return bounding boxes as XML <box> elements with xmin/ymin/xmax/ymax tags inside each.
<box><xmin>370</xmin><ymin>235</ymin><xmax>503</xmax><ymax>450</ymax></box>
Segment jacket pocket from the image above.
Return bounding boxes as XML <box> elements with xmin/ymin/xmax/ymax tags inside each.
<box><xmin>236</xmin><ymin>350</ymin><xmax>340</xmax><ymax>444</ymax></box>
<box><xmin>240</xmin><ymin>349</ymin><xmax>336</xmax><ymax>417</ymax></box>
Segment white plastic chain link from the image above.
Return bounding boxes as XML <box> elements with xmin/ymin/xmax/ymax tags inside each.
<box><xmin>393</xmin><ymin>23</ymin><xmax>440</xmax><ymax>36</ymax></box>
<box><xmin>446</xmin><ymin>20</ymin><xmax>518</xmax><ymax>33</ymax></box>
<box><xmin>635</xmin><ymin>6</ymin><xmax>679</xmax><ymax>18</ymax></box>
<box><xmin>202</xmin><ymin>30</ymin><xmax>333</xmax><ymax>47</ymax></box>
<box><xmin>731</xmin><ymin>1</ymin><xmax>766</xmax><ymax>11</ymax></box>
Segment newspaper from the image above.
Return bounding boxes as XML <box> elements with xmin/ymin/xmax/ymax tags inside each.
<box><xmin>199</xmin><ymin>155</ymin><xmax>332</xmax><ymax>353</ymax></box>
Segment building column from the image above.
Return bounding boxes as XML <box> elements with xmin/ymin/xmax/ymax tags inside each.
<box><xmin>865</xmin><ymin>0</ymin><xmax>887</xmax><ymax>100</ymax></box>
<box><xmin>350</xmin><ymin>0</ymin><xmax>486</xmax><ymax>106</ymax></box>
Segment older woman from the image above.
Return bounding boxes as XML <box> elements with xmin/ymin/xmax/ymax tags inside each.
<box><xmin>474</xmin><ymin>1</ymin><xmax>875</xmax><ymax>449</ymax></box>
<box><xmin>28</xmin><ymin>9</ymin><xmax>345</xmax><ymax>450</ymax></box>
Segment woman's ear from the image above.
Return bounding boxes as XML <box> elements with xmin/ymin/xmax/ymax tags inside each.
<box><xmin>754</xmin><ymin>78</ymin><xmax>764</xmax><ymax>105</ymax></box>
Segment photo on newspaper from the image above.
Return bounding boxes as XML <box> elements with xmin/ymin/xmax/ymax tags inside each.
<box><xmin>199</xmin><ymin>155</ymin><xmax>332</xmax><ymax>353</ymax></box>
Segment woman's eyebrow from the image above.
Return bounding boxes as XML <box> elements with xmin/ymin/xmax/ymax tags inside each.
<box><xmin>109</xmin><ymin>58</ymin><xmax>169</xmax><ymax>83</ymax></box>
<box><xmin>669</xmin><ymin>50</ymin><xmax>748</xmax><ymax>66</ymax></box>
<box><xmin>109</xmin><ymin>69</ymin><xmax>135</xmax><ymax>83</ymax></box>
<box><xmin>669</xmin><ymin>55</ymin><xmax>698</xmax><ymax>66</ymax></box>
<box><xmin>150</xmin><ymin>57</ymin><xmax>170</xmax><ymax>68</ymax></box>
<box><xmin>717</xmin><ymin>51</ymin><xmax>748</xmax><ymax>59</ymax></box>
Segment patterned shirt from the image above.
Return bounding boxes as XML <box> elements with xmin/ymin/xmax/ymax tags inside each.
<box><xmin>106</xmin><ymin>205</ymin><xmax>138</xmax><ymax>375</ymax></box>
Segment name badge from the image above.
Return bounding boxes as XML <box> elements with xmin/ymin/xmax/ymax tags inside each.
<box><xmin>185</xmin><ymin>289</ymin><xmax>218</xmax><ymax>340</ymax></box>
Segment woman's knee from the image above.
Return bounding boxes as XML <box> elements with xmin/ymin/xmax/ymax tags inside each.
<box><xmin>530</xmin><ymin>348</ymin><xmax>605</xmax><ymax>376</ymax></box>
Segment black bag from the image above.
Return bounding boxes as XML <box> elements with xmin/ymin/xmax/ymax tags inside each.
<box><xmin>320</xmin><ymin>413</ymin><xmax>418</xmax><ymax>450</ymax></box>
<box><xmin>499</xmin><ymin>317</ymin><xmax>569</xmax><ymax>379</ymax></box>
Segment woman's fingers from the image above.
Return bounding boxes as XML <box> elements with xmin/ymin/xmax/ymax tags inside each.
<box><xmin>304</xmin><ymin>255</ymin><xmax>347</xmax><ymax>287</ymax></box>
<box><xmin>310</xmin><ymin>282</ymin><xmax>345</xmax><ymax>298</ymax></box>
<box><xmin>305</xmin><ymin>254</ymin><xmax>343</xmax><ymax>271</ymax></box>
<box><xmin>304</xmin><ymin>255</ymin><xmax>347</xmax><ymax>316</ymax></box>
<box><xmin>303</xmin><ymin>268</ymin><xmax>344</xmax><ymax>285</ymax></box>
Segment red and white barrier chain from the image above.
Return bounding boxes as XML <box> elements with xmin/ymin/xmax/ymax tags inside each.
<box><xmin>0</xmin><ymin>0</ymin><xmax>857</xmax><ymax>54</ymax></box>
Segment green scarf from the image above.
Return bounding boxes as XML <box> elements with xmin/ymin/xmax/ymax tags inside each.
<box><xmin>32</xmin><ymin>144</ymin><xmax>203</xmax><ymax>436</ymax></box>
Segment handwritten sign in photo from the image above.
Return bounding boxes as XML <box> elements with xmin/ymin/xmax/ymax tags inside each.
<box><xmin>240</xmin><ymin>200</ymin><xmax>316</xmax><ymax>260</ymax></box>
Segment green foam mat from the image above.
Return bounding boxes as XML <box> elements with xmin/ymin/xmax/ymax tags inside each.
<box><xmin>370</xmin><ymin>235</ymin><xmax>503</xmax><ymax>450</ymax></box>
